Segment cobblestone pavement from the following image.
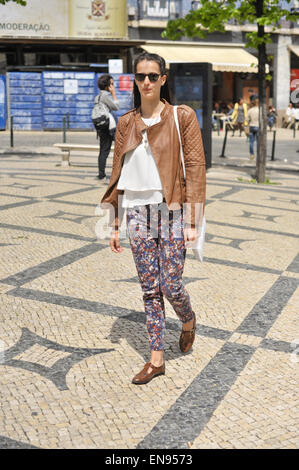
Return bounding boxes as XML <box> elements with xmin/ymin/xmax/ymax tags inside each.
<box><xmin>1</xmin><ymin>127</ymin><xmax>298</xmax><ymax>170</ymax></box>
<box><xmin>0</xmin><ymin>144</ymin><xmax>298</xmax><ymax>449</ymax></box>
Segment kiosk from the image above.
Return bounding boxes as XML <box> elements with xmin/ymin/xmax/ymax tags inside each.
<box><xmin>169</xmin><ymin>62</ymin><xmax>212</xmax><ymax>169</ymax></box>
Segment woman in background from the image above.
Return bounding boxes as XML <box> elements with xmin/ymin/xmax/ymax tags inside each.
<box><xmin>231</xmin><ymin>97</ymin><xmax>248</xmax><ymax>137</ymax></box>
<box><xmin>247</xmin><ymin>97</ymin><xmax>259</xmax><ymax>160</ymax></box>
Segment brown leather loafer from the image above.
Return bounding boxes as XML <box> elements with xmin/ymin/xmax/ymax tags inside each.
<box><xmin>132</xmin><ymin>362</ymin><xmax>165</xmax><ymax>385</ymax></box>
<box><xmin>179</xmin><ymin>313</ymin><xmax>196</xmax><ymax>353</ymax></box>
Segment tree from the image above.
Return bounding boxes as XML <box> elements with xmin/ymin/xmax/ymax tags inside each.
<box><xmin>162</xmin><ymin>0</ymin><xmax>298</xmax><ymax>183</ymax></box>
<box><xmin>0</xmin><ymin>0</ymin><xmax>26</xmax><ymax>5</ymax></box>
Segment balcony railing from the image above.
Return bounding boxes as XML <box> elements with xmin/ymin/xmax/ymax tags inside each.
<box><xmin>138</xmin><ymin>0</ymin><xmax>182</xmax><ymax>20</ymax></box>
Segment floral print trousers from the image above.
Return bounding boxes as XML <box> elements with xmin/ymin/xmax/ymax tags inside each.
<box><xmin>127</xmin><ymin>203</ymin><xmax>194</xmax><ymax>351</ymax></box>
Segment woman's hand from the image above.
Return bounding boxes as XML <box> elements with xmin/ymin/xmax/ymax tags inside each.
<box><xmin>110</xmin><ymin>230</ymin><xmax>123</xmax><ymax>253</ymax></box>
<box><xmin>184</xmin><ymin>227</ymin><xmax>198</xmax><ymax>247</ymax></box>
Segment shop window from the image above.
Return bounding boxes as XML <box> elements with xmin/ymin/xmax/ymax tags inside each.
<box><xmin>6</xmin><ymin>52</ymin><xmax>16</xmax><ymax>66</ymax></box>
<box><xmin>36</xmin><ymin>53</ymin><xmax>60</xmax><ymax>66</ymax></box>
<box><xmin>24</xmin><ymin>53</ymin><xmax>36</xmax><ymax>66</ymax></box>
<box><xmin>146</xmin><ymin>0</ymin><xmax>169</xmax><ymax>17</ymax></box>
<box><xmin>140</xmin><ymin>0</ymin><xmax>181</xmax><ymax>19</ymax></box>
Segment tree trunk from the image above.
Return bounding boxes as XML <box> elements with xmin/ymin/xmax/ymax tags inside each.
<box><xmin>256</xmin><ymin>0</ymin><xmax>267</xmax><ymax>183</ymax></box>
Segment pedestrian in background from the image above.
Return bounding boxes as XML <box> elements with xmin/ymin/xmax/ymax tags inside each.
<box><xmin>100</xmin><ymin>52</ymin><xmax>206</xmax><ymax>385</ymax></box>
<box><xmin>293</xmin><ymin>105</ymin><xmax>299</xmax><ymax>130</ymax></box>
<box><xmin>282</xmin><ymin>103</ymin><xmax>295</xmax><ymax>128</ymax></box>
<box><xmin>267</xmin><ymin>105</ymin><xmax>277</xmax><ymax>131</ymax></box>
<box><xmin>95</xmin><ymin>75</ymin><xmax>120</xmax><ymax>180</ymax></box>
<box><xmin>212</xmin><ymin>102</ymin><xmax>220</xmax><ymax>130</ymax></box>
<box><xmin>231</xmin><ymin>97</ymin><xmax>248</xmax><ymax>137</ymax></box>
<box><xmin>247</xmin><ymin>97</ymin><xmax>259</xmax><ymax>160</ymax></box>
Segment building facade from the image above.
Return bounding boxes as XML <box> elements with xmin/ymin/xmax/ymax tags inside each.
<box><xmin>0</xmin><ymin>0</ymin><xmax>298</xmax><ymax>130</ymax></box>
<box><xmin>127</xmin><ymin>0</ymin><xmax>299</xmax><ymax>122</ymax></box>
<box><xmin>0</xmin><ymin>0</ymin><xmax>143</xmax><ymax>130</ymax></box>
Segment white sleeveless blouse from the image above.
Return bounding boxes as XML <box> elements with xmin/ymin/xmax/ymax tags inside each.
<box><xmin>117</xmin><ymin>114</ymin><xmax>164</xmax><ymax>208</ymax></box>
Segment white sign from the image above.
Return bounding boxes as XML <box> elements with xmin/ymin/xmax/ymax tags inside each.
<box><xmin>64</xmin><ymin>79</ymin><xmax>78</xmax><ymax>94</ymax></box>
<box><xmin>0</xmin><ymin>0</ymin><xmax>127</xmax><ymax>39</ymax></box>
<box><xmin>0</xmin><ymin>0</ymin><xmax>68</xmax><ymax>37</ymax></box>
<box><xmin>109</xmin><ymin>59</ymin><xmax>123</xmax><ymax>74</ymax></box>
<box><xmin>69</xmin><ymin>0</ymin><xmax>127</xmax><ymax>39</ymax></box>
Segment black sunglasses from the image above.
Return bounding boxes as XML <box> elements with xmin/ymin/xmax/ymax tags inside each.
<box><xmin>135</xmin><ymin>73</ymin><xmax>161</xmax><ymax>83</ymax></box>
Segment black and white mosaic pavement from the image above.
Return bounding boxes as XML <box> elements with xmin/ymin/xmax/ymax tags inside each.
<box><xmin>0</xmin><ymin>152</ymin><xmax>298</xmax><ymax>449</ymax></box>
<box><xmin>0</xmin><ymin>327</ymin><xmax>114</xmax><ymax>391</ymax></box>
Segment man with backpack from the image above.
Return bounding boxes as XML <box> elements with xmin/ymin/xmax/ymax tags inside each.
<box><xmin>92</xmin><ymin>75</ymin><xmax>120</xmax><ymax>180</ymax></box>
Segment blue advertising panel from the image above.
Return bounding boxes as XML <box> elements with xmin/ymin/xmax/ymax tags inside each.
<box><xmin>6</xmin><ymin>71</ymin><xmax>135</xmax><ymax>131</ymax></box>
<box><xmin>9</xmin><ymin>72</ymin><xmax>43</xmax><ymax>130</ymax></box>
<box><xmin>42</xmin><ymin>72</ymin><xmax>134</xmax><ymax>130</ymax></box>
<box><xmin>42</xmin><ymin>71</ymin><xmax>96</xmax><ymax>129</ymax></box>
<box><xmin>0</xmin><ymin>75</ymin><xmax>7</xmax><ymax>130</ymax></box>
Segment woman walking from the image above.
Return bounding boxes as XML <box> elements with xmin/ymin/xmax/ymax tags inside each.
<box><xmin>231</xmin><ymin>97</ymin><xmax>248</xmax><ymax>137</ymax></box>
<box><xmin>100</xmin><ymin>52</ymin><xmax>206</xmax><ymax>385</ymax></box>
<box><xmin>247</xmin><ymin>97</ymin><xmax>259</xmax><ymax>160</ymax></box>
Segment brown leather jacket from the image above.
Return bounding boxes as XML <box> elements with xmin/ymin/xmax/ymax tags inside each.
<box><xmin>100</xmin><ymin>99</ymin><xmax>206</xmax><ymax>228</ymax></box>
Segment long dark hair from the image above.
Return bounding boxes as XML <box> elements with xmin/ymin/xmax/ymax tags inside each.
<box><xmin>133</xmin><ymin>51</ymin><xmax>171</xmax><ymax>108</ymax></box>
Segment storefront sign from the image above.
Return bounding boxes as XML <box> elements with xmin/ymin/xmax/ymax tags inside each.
<box><xmin>0</xmin><ymin>0</ymin><xmax>128</xmax><ymax>39</ymax></box>
<box><xmin>290</xmin><ymin>69</ymin><xmax>299</xmax><ymax>90</ymax></box>
<box><xmin>0</xmin><ymin>0</ymin><xmax>68</xmax><ymax>37</ymax></box>
<box><xmin>290</xmin><ymin>69</ymin><xmax>299</xmax><ymax>104</ymax></box>
<box><xmin>68</xmin><ymin>0</ymin><xmax>128</xmax><ymax>39</ymax></box>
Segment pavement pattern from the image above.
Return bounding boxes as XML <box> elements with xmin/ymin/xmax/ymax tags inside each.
<box><xmin>0</xmin><ymin>141</ymin><xmax>298</xmax><ymax>449</ymax></box>
<box><xmin>1</xmin><ymin>127</ymin><xmax>298</xmax><ymax>170</ymax></box>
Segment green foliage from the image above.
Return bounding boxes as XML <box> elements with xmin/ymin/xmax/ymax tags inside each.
<box><xmin>163</xmin><ymin>0</ymin><xmax>299</xmax><ymax>50</ymax></box>
<box><xmin>162</xmin><ymin>1</ymin><xmax>299</xmax><ymax>183</ymax></box>
<box><xmin>245</xmin><ymin>31</ymin><xmax>273</xmax><ymax>50</ymax></box>
<box><xmin>237</xmin><ymin>177</ymin><xmax>280</xmax><ymax>185</ymax></box>
<box><xmin>0</xmin><ymin>0</ymin><xmax>26</xmax><ymax>5</ymax></box>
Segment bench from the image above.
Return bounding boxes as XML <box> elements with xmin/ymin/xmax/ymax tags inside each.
<box><xmin>53</xmin><ymin>143</ymin><xmax>99</xmax><ymax>166</ymax></box>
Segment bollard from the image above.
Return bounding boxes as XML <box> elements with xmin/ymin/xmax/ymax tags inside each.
<box><xmin>62</xmin><ymin>116</ymin><xmax>66</xmax><ymax>143</ymax></box>
<box><xmin>66</xmin><ymin>112</ymin><xmax>70</xmax><ymax>130</ymax></box>
<box><xmin>10</xmin><ymin>116</ymin><xmax>14</xmax><ymax>148</ymax></box>
<box><xmin>219</xmin><ymin>124</ymin><xmax>228</xmax><ymax>158</ymax></box>
<box><xmin>271</xmin><ymin>129</ymin><xmax>276</xmax><ymax>161</ymax></box>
